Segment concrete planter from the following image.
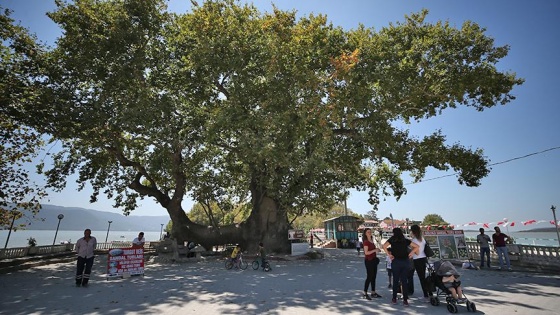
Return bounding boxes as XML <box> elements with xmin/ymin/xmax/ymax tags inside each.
<box><xmin>27</xmin><ymin>246</ymin><xmax>38</xmax><ymax>255</ymax></box>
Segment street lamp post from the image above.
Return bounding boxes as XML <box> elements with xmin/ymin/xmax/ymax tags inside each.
<box><xmin>552</xmin><ymin>205</ymin><xmax>560</xmax><ymax>247</ymax></box>
<box><xmin>105</xmin><ymin>221</ymin><xmax>113</xmax><ymax>243</ymax></box>
<box><xmin>159</xmin><ymin>224</ymin><xmax>164</xmax><ymax>240</ymax></box>
<box><xmin>52</xmin><ymin>214</ymin><xmax>64</xmax><ymax>245</ymax></box>
<box><xmin>3</xmin><ymin>212</ymin><xmax>18</xmax><ymax>250</ymax></box>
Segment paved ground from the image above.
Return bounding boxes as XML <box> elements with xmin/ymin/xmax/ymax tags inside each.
<box><xmin>1</xmin><ymin>248</ymin><xmax>559</xmax><ymax>315</ymax></box>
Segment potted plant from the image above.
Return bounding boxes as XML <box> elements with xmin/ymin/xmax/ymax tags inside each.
<box><xmin>27</xmin><ymin>237</ymin><xmax>38</xmax><ymax>255</ymax></box>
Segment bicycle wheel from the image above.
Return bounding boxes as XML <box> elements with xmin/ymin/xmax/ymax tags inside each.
<box><xmin>239</xmin><ymin>259</ymin><xmax>248</xmax><ymax>270</ymax></box>
<box><xmin>263</xmin><ymin>261</ymin><xmax>271</xmax><ymax>272</ymax></box>
<box><xmin>225</xmin><ymin>259</ymin><xmax>233</xmax><ymax>270</ymax></box>
<box><xmin>252</xmin><ymin>260</ymin><xmax>260</xmax><ymax>270</ymax></box>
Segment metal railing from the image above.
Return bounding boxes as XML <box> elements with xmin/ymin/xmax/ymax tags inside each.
<box><xmin>465</xmin><ymin>241</ymin><xmax>560</xmax><ymax>271</ymax></box>
<box><xmin>0</xmin><ymin>242</ymin><xmax>156</xmax><ymax>260</ymax></box>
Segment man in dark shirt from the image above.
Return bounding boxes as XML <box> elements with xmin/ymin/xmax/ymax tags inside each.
<box><xmin>492</xmin><ymin>226</ymin><xmax>511</xmax><ymax>271</ymax></box>
<box><xmin>477</xmin><ymin>228</ymin><xmax>491</xmax><ymax>268</ymax></box>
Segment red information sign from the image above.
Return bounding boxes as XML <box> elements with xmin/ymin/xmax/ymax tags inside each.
<box><xmin>107</xmin><ymin>247</ymin><xmax>144</xmax><ymax>278</ymax></box>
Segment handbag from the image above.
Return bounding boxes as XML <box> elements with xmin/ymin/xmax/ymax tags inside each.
<box><xmin>424</xmin><ymin>241</ymin><xmax>435</xmax><ymax>258</ymax></box>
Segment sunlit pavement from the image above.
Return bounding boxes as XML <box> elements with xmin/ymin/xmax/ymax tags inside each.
<box><xmin>1</xmin><ymin>248</ymin><xmax>559</xmax><ymax>315</ymax></box>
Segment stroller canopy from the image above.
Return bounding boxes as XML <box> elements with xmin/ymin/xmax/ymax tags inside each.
<box><xmin>435</xmin><ymin>260</ymin><xmax>461</xmax><ymax>276</ymax></box>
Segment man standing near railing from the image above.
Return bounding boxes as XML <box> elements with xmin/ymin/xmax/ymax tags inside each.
<box><xmin>75</xmin><ymin>229</ymin><xmax>97</xmax><ymax>287</ymax></box>
<box><xmin>132</xmin><ymin>232</ymin><xmax>145</xmax><ymax>249</ymax></box>
<box><xmin>477</xmin><ymin>228</ymin><xmax>491</xmax><ymax>268</ymax></box>
<box><xmin>492</xmin><ymin>226</ymin><xmax>512</xmax><ymax>271</ymax></box>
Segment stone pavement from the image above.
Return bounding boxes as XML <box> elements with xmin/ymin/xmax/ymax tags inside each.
<box><xmin>1</xmin><ymin>248</ymin><xmax>559</xmax><ymax>315</ymax></box>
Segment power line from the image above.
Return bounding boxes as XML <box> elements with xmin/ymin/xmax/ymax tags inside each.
<box><xmin>406</xmin><ymin>146</ymin><xmax>560</xmax><ymax>185</ymax></box>
<box><xmin>488</xmin><ymin>146</ymin><xmax>560</xmax><ymax>167</ymax></box>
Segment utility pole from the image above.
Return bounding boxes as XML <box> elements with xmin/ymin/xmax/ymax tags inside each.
<box><xmin>105</xmin><ymin>220</ymin><xmax>113</xmax><ymax>243</ymax></box>
<box><xmin>552</xmin><ymin>205</ymin><xmax>560</xmax><ymax>247</ymax></box>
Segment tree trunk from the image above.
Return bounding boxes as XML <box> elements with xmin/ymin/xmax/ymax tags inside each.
<box><xmin>166</xmin><ymin>195</ymin><xmax>290</xmax><ymax>254</ymax></box>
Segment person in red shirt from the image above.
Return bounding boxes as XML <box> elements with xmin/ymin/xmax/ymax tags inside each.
<box><xmin>492</xmin><ymin>226</ymin><xmax>512</xmax><ymax>271</ymax></box>
<box><xmin>362</xmin><ymin>228</ymin><xmax>382</xmax><ymax>300</ymax></box>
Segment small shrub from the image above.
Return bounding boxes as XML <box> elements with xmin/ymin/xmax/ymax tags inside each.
<box><xmin>304</xmin><ymin>250</ymin><xmax>324</xmax><ymax>260</ymax></box>
<box><xmin>27</xmin><ymin>237</ymin><xmax>37</xmax><ymax>247</ymax></box>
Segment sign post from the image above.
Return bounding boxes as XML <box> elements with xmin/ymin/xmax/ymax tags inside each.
<box><xmin>424</xmin><ymin>230</ymin><xmax>467</xmax><ymax>260</ymax></box>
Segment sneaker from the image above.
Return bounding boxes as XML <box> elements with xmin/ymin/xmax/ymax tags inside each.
<box><xmin>391</xmin><ymin>298</ymin><xmax>397</xmax><ymax>305</ymax></box>
<box><xmin>403</xmin><ymin>299</ymin><xmax>409</xmax><ymax>306</ymax></box>
<box><xmin>457</xmin><ymin>298</ymin><xmax>466</xmax><ymax>304</ymax></box>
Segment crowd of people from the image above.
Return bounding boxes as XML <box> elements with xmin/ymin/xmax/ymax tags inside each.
<box><xmin>72</xmin><ymin>223</ymin><xmax>508</xmax><ymax>306</ymax></box>
<box><xmin>359</xmin><ymin>224</ymin><xmax>510</xmax><ymax>307</ymax></box>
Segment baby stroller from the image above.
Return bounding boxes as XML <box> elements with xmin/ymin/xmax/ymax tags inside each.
<box><xmin>426</xmin><ymin>260</ymin><xmax>476</xmax><ymax>313</ymax></box>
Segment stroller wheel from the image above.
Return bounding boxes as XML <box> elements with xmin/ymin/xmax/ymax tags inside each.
<box><xmin>430</xmin><ymin>297</ymin><xmax>439</xmax><ymax>306</ymax></box>
<box><xmin>447</xmin><ymin>303</ymin><xmax>458</xmax><ymax>313</ymax></box>
<box><xmin>468</xmin><ymin>302</ymin><xmax>476</xmax><ymax>312</ymax></box>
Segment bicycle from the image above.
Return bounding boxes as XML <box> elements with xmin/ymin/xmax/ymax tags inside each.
<box><xmin>225</xmin><ymin>253</ymin><xmax>248</xmax><ymax>270</ymax></box>
<box><xmin>251</xmin><ymin>258</ymin><xmax>271</xmax><ymax>272</ymax></box>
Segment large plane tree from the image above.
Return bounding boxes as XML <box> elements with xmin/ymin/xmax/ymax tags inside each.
<box><xmin>4</xmin><ymin>0</ymin><xmax>523</xmax><ymax>253</ymax></box>
<box><xmin>0</xmin><ymin>9</ymin><xmax>47</xmax><ymax>228</ymax></box>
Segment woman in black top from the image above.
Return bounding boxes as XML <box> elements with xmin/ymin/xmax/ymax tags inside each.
<box><xmin>382</xmin><ymin>228</ymin><xmax>419</xmax><ymax>306</ymax></box>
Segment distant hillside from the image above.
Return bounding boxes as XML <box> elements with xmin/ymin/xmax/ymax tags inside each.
<box><xmin>8</xmin><ymin>204</ymin><xmax>169</xmax><ymax>232</ymax></box>
<box><xmin>520</xmin><ymin>227</ymin><xmax>559</xmax><ymax>232</ymax></box>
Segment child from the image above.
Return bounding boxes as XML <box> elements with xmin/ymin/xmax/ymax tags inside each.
<box><xmin>231</xmin><ymin>244</ymin><xmax>241</xmax><ymax>268</ymax></box>
<box><xmin>386</xmin><ymin>248</ymin><xmax>393</xmax><ymax>289</ymax></box>
<box><xmin>356</xmin><ymin>239</ymin><xmax>362</xmax><ymax>256</ymax></box>
<box><xmin>442</xmin><ymin>274</ymin><xmax>465</xmax><ymax>303</ymax></box>
<box><xmin>438</xmin><ymin>261</ymin><xmax>466</xmax><ymax>303</ymax></box>
<box><xmin>258</xmin><ymin>242</ymin><xmax>266</xmax><ymax>268</ymax></box>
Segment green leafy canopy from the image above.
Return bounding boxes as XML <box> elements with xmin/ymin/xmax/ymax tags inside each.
<box><xmin>3</xmin><ymin>0</ymin><xmax>522</xmax><ymax>231</ymax></box>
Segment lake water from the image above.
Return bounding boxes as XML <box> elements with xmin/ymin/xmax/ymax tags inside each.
<box><xmin>1</xmin><ymin>230</ymin><xmax>164</xmax><ymax>248</ymax></box>
<box><xmin>2</xmin><ymin>229</ymin><xmax>559</xmax><ymax>248</ymax></box>
<box><xmin>463</xmin><ymin>231</ymin><xmax>559</xmax><ymax>247</ymax></box>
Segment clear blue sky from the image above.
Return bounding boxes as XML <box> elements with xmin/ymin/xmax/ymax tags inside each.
<box><xmin>3</xmin><ymin>0</ymin><xmax>560</xmax><ymax>230</ymax></box>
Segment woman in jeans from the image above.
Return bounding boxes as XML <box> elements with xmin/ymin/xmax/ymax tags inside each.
<box><xmin>383</xmin><ymin>228</ymin><xmax>419</xmax><ymax>306</ymax></box>
<box><xmin>409</xmin><ymin>224</ymin><xmax>430</xmax><ymax>302</ymax></box>
<box><xmin>362</xmin><ymin>228</ymin><xmax>382</xmax><ymax>300</ymax></box>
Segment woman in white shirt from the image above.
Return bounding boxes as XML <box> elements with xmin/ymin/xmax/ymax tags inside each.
<box><xmin>132</xmin><ymin>232</ymin><xmax>145</xmax><ymax>248</ymax></box>
<box><xmin>409</xmin><ymin>224</ymin><xmax>430</xmax><ymax>301</ymax></box>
